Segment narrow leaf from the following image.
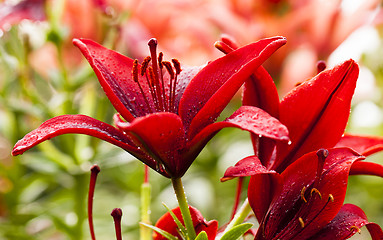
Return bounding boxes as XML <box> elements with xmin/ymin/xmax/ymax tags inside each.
<box><xmin>220</xmin><ymin>223</ymin><xmax>253</xmax><ymax>240</ymax></box>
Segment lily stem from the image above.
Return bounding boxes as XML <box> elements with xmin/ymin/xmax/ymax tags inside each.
<box><xmin>140</xmin><ymin>166</ymin><xmax>152</xmax><ymax>240</ymax></box>
<box><xmin>171</xmin><ymin>177</ymin><xmax>196</xmax><ymax>240</ymax></box>
<box><xmin>222</xmin><ymin>198</ymin><xmax>252</xmax><ymax>236</ymax></box>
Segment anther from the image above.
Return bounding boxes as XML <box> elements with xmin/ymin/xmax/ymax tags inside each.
<box><xmin>140</xmin><ymin>56</ymin><xmax>152</xmax><ymax>76</ymax></box>
<box><xmin>158</xmin><ymin>52</ymin><xmax>164</xmax><ymax>69</ymax></box>
<box><xmin>301</xmin><ymin>186</ymin><xmax>308</xmax><ymax>203</ymax></box>
<box><xmin>162</xmin><ymin>61</ymin><xmax>174</xmax><ymax>79</ymax></box>
<box><xmin>111</xmin><ymin>208</ymin><xmax>123</xmax><ymax>240</ymax></box>
<box><xmin>328</xmin><ymin>194</ymin><xmax>334</xmax><ymax>202</ymax></box>
<box><xmin>310</xmin><ymin>188</ymin><xmax>322</xmax><ymax>199</ymax></box>
<box><xmin>298</xmin><ymin>217</ymin><xmax>305</xmax><ymax>228</ymax></box>
<box><xmin>172</xmin><ymin>59</ymin><xmax>181</xmax><ymax>75</ymax></box>
<box><xmin>349</xmin><ymin>226</ymin><xmax>361</xmax><ymax>234</ymax></box>
<box><xmin>317</xmin><ymin>60</ymin><xmax>326</xmax><ymax>74</ymax></box>
<box><xmin>132</xmin><ymin>59</ymin><xmax>139</xmax><ymax>82</ymax></box>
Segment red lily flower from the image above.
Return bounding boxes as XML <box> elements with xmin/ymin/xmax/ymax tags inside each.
<box><xmin>0</xmin><ymin>0</ymin><xmax>46</xmax><ymax>30</ymax></box>
<box><xmin>247</xmin><ymin>148</ymin><xmax>383</xmax><ymax>239</ymax></box>
<box><xmin>220</xmin><ymin>38</ymin><xmax>383</xmax><ymax>179</ymax></box>
<box><xmin>12</xmin><ymin>37</ymin><xmax>289</xmax><ymax>178</ymax></box>
<box><xmin>153</xmin><ymin>206</ymin><xmax>218</xmax><ymax>240</ymax></box>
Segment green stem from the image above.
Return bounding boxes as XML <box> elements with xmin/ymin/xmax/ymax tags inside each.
<box><xmin>140</xmin><ymin>182</ymin><xmax>152</xmax><ymax>240</ymax></box>
<box><xmin>171</xmin><ymin>177</ymin><xmax>196</xmax><ymax>240</ymax></box>
<box><xmin>221</xmin><ymin>198</ymin><xmax>251</xmax><ymax>236</ymax></box>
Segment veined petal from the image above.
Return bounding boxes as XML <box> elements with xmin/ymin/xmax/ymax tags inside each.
<box><xmin>242</xmin><ymin>66</ymin><xmax>281</xmax><ymax>167</ymax></box>
<box><xmin>153</xmin><ymin>206</ymin><xmax>218</xmax><ymax>240</ymax></box>
<box><xmin>227</xmin><ymin>156</ymin><xmax>282</xmax><ymax>223</ymax></box>
<box><xmin>115</xmin><ymin>112</ymin><xmax>186</xmax><ymax>178</ymax></box>
<box><xmin>274</xmin><ymin>60</ymin><xmax>359</xmax><ymax>172</ymax></box>
<box><xmin>309</xmin><ymin>204</ymin><xmax>379</xmax><ymax>240</ymax></box>
<box><xmin>262</xmin><ymin>148</ymin><xmax>363</xmax><ymax>240</ymax></box>
<box><xmin>335</xmin><ymin>134</ymin><xmax>383</xmax><ymax>156</ymax></box>
<box><xmin>73</xmin><ymin>38</ymin><xmax>149</xmax><ymax>121</ymax></box>
<box><xmin>184</xmin><ymin>106</ymin><xmax>289</xmax><ymax>171</ymax></box>
<box><xmin>179</xmin><ymin>37</ymin><xmax>287</xmax><ymax>139</ymax></box>
<box><xmin>11</xmin><ymin>115</ymin><xmax>147</xmax><ymax>159</ymax></box>
<box><xmin>349</xmin><ymin>161</ymin><xmax>383</xmax><ymax>178</ymax></box>
<box><xmin>221</xmin><ymin>155</ymin><xmax>274</xmax><ymax>181</ymax></box>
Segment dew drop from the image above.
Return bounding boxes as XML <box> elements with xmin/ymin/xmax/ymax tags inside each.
<box><xmin>288</xmin><ymin>140</ymin><xmax>292</xmax><ymax>145</ymax></box>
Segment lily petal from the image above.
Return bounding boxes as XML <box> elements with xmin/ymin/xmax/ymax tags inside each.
<box><xmin>115</xmin><ymin>112</ymin><xmax>186</xmax><ymax>177</ymax></box>
<box><xmin>262</xmin><ymin>148</ymin><xmax>363</xmax><ymax>239</ymax></box>
<box><xmin>274</xmin><ymin>60</ymin><xmax>359</xmax><ymax>172</ymax></box>
<box><xmin>184</xmin><ymin>106</ymin><xmax>289</xmax><ymax>172</ymax></box>
<box><xmin>231</xmin><ymin>156</ymin><xmax>282</xmax><ymax>223</ymax></box>
<box><xmin>242</xmin><ymin>66</ymin><xmax>281</xmax><ymax>167</ymax></box>
<box><xmin>335</xmin><ymin>134</ymin><xmax>383</xmax><ymax>156</ymax></box>
<box><xmin>310</xmin><ymin>204</ymin><xmax>380</xmax><ymax>240</ymax></box>
<box><xmin>11</xmin><ymin>115</ymin><xmax>147</xmax><ymax>159</ymax></box>
<box><xmin>349</xmin><ymin>161</ymin><xmax>383</xmax><ymax>178</ymax></box>
<box><xmin>179</xmin><ymin>36</ymin><xmax>287</xmax><ymax>139</ymax></box>
<box><xmin>153</xmin><ymin>206</ymin><xmax>218</xmax><ymax>240</ymax></box>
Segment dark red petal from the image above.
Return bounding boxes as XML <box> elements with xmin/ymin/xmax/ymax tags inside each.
<box><xmin>349</xmin><ymin>161</ymin><xmax>383</xmax><ymax>178</ymax></box>
<box><xmin>238</xmin><ymin>157</ymin><xmax>281</xmax><ymax>223</ymax></box>
<box><xmin>0</xmin><ymin>0</ymin><xmax>46</xmax><ymax>30</ymax></box>
<box><xmin>366</xmin><ymin>223</ymin><xmax>383</xmax><ymax>240</ymax></box>
<box><xmin>242</xmin><ymin>66</ymin><xmax>280</xmax><ymax>167</ymax></box>
<box><xmin>221</xmin><ymin>155</ymin><xmax>275</xmax><ymax>181</ymax></box>
<box><xmin>274</xmin><ymin>60</ymin><xmax>359</xmax><ymax>172</ymax></box>
<box><xmin>262</xmin><ymin>148</ymin><xmax>363</xmax><ymax>239</ymax></box>
<box><xmin>179</xmin><ymin>36</ymin><xmax>286</xmax><ymax>139</ymax></box>
<box><xmin>11</xmin><ymin>114</ymin><xmax>144</xmax><ymax>155</ymax></box>
<box><xmin>335</xmin><ymin>134</ymin><xmax>383</xmax><ymax>156</ymax></box>
<box><xmin>115</xmin><ymin>112</ymin><xmax>186</xmax><ymax>177</ymax></box>
<box><xmin>184</xmin><ymin>106</ymin><xmax>289</xmax><ymax>172</ymax></box>
<box><xmin>153</xmin><ymin>206</ymin><xmax>217</xmax><ymax>240</ymax></box>
<box><xmin>309</xmin><ymin>204</ymin><xmax>370</xmax><ymax>239</ymax></box>
<box><xmin>73</xmin><ymin>38</ymin><xmax>151</xmax><ymax>121</ymax></box>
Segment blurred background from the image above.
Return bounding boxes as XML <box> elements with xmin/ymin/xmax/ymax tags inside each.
<box><xmin>0</xmin><ymin>0</ymin><xmax>382</xmax><ymax>239</ymax></box>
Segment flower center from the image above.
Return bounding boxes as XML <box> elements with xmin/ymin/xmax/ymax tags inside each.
<box><xmin>131</xmin><ymin>38</ymin><xmax>182</xmax><ymax>114</ymax></box>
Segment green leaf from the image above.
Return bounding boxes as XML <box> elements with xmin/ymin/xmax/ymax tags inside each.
<box><xmin>140</xmin><ymin>222</ymin><xmax>178</xmax><ymax>240</ymax></box>
<box><xmin>162</xmin><ymin>203</ymin><xmax>188</xmax><ymax>237</ymax></box>
<box><xmin>220</xmin><ymin>223</ymin><xmax>253</xmax><ymax>240</ymax></box>
<box><xmin>195</xmin><ymin>231</ymin><xmax>208</xmax><ymax>240</ymax></box>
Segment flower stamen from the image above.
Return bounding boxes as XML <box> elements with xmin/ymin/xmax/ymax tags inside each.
<box><xmin>88</xmin><ymin>164</ymin><xmax>101</xmax><ymax>240</ymax></box>
<box><xmin>349</xmin><ymin>225</ymin><xmax>361</xmax><ymax>234</ymax></box>
<box><xmin>301</xmin><ymin>186</ymin><xmax>308</xmax><ymax>203</ymax></box>
<box><xmin>310</xmin><ymin>188</ymin><xmax>322</xmax><ymax>200</ymax></box>
<box><xmin>132</xmin><ymin>59</ymin><xmax>153</xmax><ymax>113</ymax></box>
<box><xmin>298</xmin><ymin>217</ymin><xmax>305</xmax><ymax>228</ymax></box>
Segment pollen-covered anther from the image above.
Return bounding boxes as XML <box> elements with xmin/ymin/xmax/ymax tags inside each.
<box><xmin>132</xmin><ymin>59</ymin><xmax>139</xmax><ymax>82</ymax></box>
<box><xmin>301</xmin><ymin>186</ymin><xmax>308</xmax><ymax>203</ymax></box>
<box><xmin>140</xmin><ymin>56</ymin><xmax>152</xmax><ymax>76</ymax></box>
<box><xmin>327</xmin><ymin>194</ymin><xmax>334</xmax><ymax>202</ymax></box>
<box><xmin>162</xmin><ymin>61</ymin><xmax>174</xmax><ymax>79</ymax></box>
<box><xmin>349</xmin><ymin>225</ymin><xmax>361</xmax><ymax>234</ymax></box>
<box><xmin>298</xmin><ymin>217</ymin><xmax>305</xmax><ymax>228</ymax></box>
<box><xmin>172</xmin><ymin>59</ymin><xmax>182</xmax><ymax>75</ymax></box>
<box><xmin>310</xmin><ymin>188</ymin><xmax>322</xmax><ymax>199</ymax></box>
<box><xmin>158</xmin><ymin>52</ymin><xmax>164</xmax><ymax>69</ymax></box>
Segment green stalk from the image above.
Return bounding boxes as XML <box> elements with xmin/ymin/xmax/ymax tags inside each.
<box><xmin>171</xmin><ymin>177</ymin><xmax>196</xmax><ymax>240</ymax></box>
<box><xmin>221</xmin><ymin>198</ymin><xmax>252</xmax><ymax>236</ymax></box>
<box><xmin>140</xmin><ymin>182</ymin><xmax>152</xmax><ymax>240</ymax></box>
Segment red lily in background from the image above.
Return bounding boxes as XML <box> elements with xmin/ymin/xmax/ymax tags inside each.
<box><xmin>247</xmin><ymin>148</ymin><xmax>383</xmax><ymax>239</ymax></box>
<box><xmin>12</xmin><ymin>37</ymin><xmax>289</xmax><ymax>178</ymax></box>
<box><xmin>219</xmin><ymin>36</ymin><xmax>383</xmax><ymax>179</ymax></box>
<box><xmin>0</xmin><ymin>0</ymin><xmax>46</xmax><ymax>30</ymax></box>
<box><xmin>153</xmin><ymin>206</ymin><xmax>218</xmax><ymax>240</ymax></box>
